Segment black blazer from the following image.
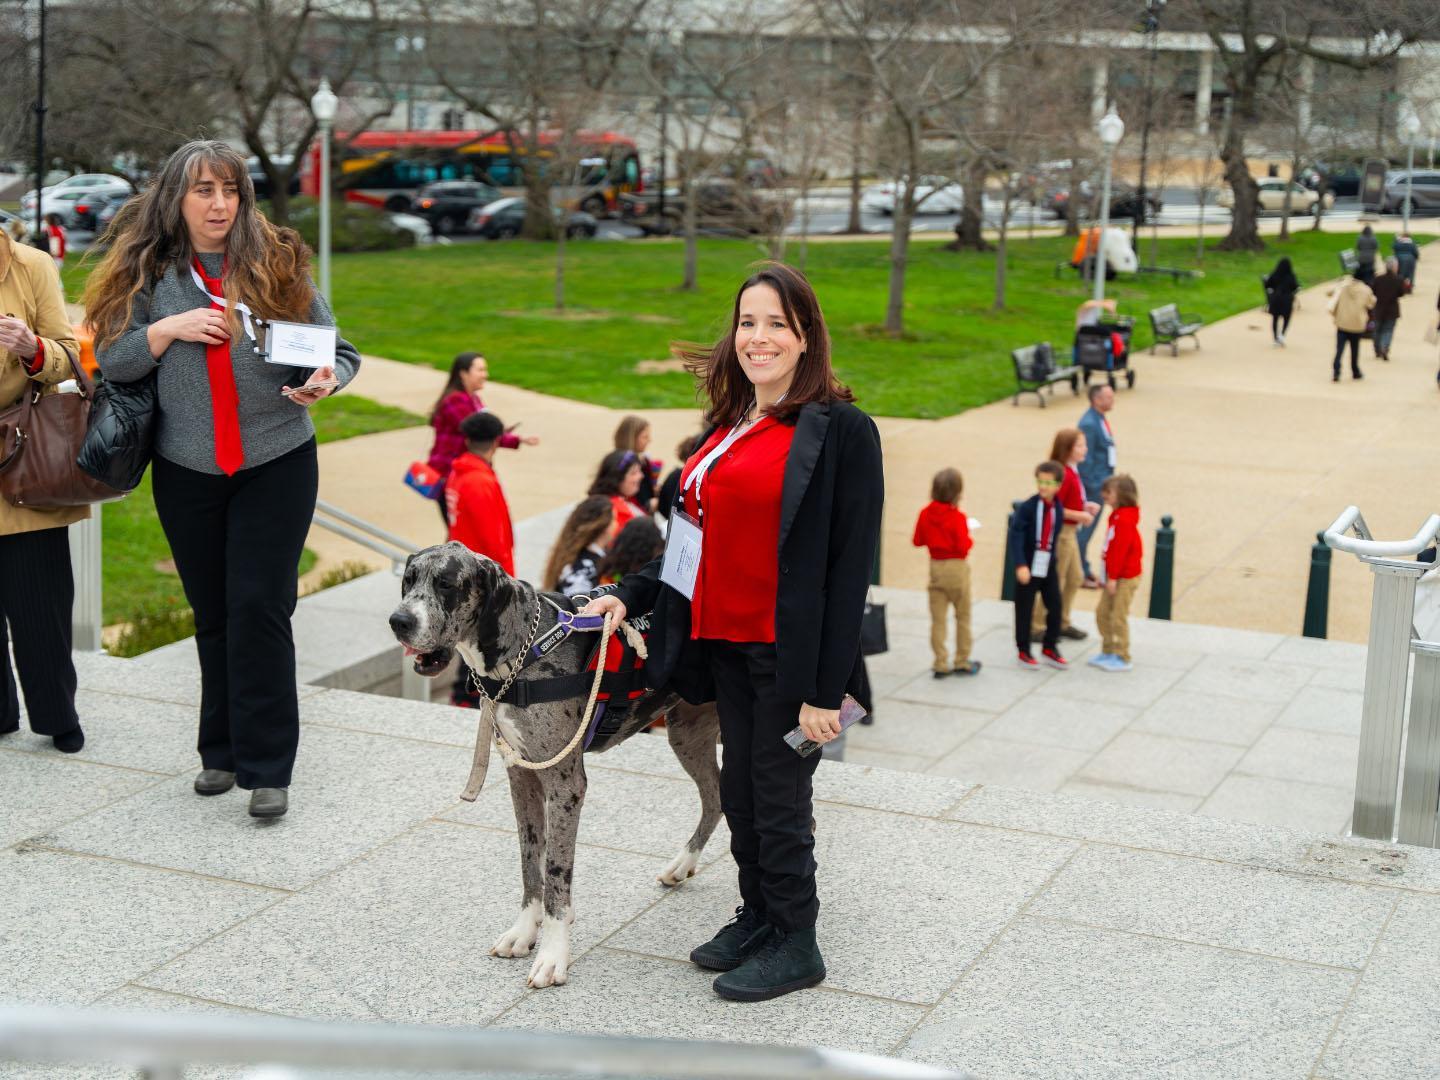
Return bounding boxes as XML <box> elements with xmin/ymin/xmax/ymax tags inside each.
<box><xmin>1006</xmin><ymin>494</ymin><xmax>1062</xmax><ymax>571</ymax></box>
<box><xmin>615</xmin><ymin>400</ymin><xmax>884</xmax><ymax>710</ymax></box>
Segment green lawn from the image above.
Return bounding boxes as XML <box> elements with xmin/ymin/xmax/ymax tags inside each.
<box><xmin>103</xmin><ymin>394</ymin><xmax>423</xmax><ymax>633</ymax></box>
<box><xmin>325</xmin><ymin>230</ymin><xmax>1403</xmax><ymax>419</ymax></box>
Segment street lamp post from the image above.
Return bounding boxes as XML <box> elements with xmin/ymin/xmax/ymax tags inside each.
<box><xmin>31</xmin><ymin>0</ymin><xmax>47</xmax><ymax>250</ymax></box>
<box><xmin>1093</xmin><ymin>106</ymin><xmax>1126</xmax><ymax>304</ymax></box>
<box><xmin>1402</xmin><ymin>113</ymin><xmax>1421</xmax><ymax>233</ymax></box>
<box><xmin>1133</xmin><ymin>0</ymin><xmax>1164</xmax><ymax>249</ymax></box>
<box><xmin>311</xmin><ymin>78</ymin><xmax>338</xmax><ymax>303</ymax></box>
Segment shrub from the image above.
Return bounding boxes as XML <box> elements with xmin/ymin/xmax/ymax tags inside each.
<box><xmin>267</xmin><ymin>196</ymin><xmax>416</xmax><ymax>253</ymax></box>
<box><xmin>110</xmin><ymin>601</ymin><xmax>196</xmax><ymax>659</ymax></box>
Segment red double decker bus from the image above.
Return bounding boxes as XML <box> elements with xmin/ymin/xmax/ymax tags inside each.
<box><xmin>300</xmin><ymin>129</ymin><xmax>642</xmax><ymax>215</ymax></box>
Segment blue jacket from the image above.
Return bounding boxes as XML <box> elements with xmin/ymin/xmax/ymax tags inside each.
<box><xmin>1007</xmin><ymin>494</ymin><xmax>1063</xmax><ymax>570</ymax></box>
<box><xmin>1077</xmin><ymin>406</ymin><xmax>1114</xmax><ymax>496</ymax></box>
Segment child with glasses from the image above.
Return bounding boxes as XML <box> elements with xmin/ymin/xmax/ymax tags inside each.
<box><xmin>1008</xmin><ymin>462</ymin><xmax>1070</xmax><ymax>670</ymax></box>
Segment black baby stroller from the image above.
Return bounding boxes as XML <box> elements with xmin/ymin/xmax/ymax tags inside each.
<box><xmin>1073</xmin><ymin>317</ymin><xmax>1135</xmax><ymax>389</ymax></box>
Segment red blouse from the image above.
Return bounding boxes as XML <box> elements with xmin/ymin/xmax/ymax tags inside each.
<box><xmin>681</xmin><ymin>417</ymin><xmax>795</xmax><ymax>643</ymax></box>
<box><xmin>1058</xmin><ymin>465</ymin><xmax>1087</xmax><ymax>516</ymax></box>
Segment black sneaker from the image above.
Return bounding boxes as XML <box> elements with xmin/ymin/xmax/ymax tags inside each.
<box><xmin>689</xmin><ymin>906</ymin><xmax>772</xmax><ymax>972</ymax></box>
<box><xmin>713</xmin><ymin>926</ymin><xmax>826</xmax><ymax>1001</ymax></box>
<box><xmin>1060</xmin><ymin>625</ymin><xmax>1088</xmax><ymax>641</ymax></box>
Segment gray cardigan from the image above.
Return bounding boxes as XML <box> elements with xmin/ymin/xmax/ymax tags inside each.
<box><xmin>96</xmin><ymin>252</ymin><xmax>361</xmax><ymax>475</ymax></box>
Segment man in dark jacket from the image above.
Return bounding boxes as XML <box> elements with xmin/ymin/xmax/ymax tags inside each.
<box><xmin>1393</xmin><ymin>233</ymin><xmax>1420</xmax><ymax>291</ymax></box>
<box><xmin>1355</xmin><ymin>225</ymin><xmax>1378</xmax><ymax>284</ymax></box>
<box><xmin>1370</xmin><ymin>258</ymin><xmax>1405</xmax><ymax>361</ymax></box>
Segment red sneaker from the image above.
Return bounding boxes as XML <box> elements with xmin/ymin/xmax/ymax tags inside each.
<box><xmin>1041</xmin><ymin>648</ymin><xmax>1068</xmax><ymax>670</ymax></box>
<box><xmin>1016</xmin><ymin>650</ymin><xmax>1040</xmax><ymax>671</ymax></box>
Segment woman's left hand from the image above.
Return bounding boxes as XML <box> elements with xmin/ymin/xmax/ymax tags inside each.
<box><xmin>521</xmin><ymin>435</ymin><xmax>540</xmax><ymax>446</ymax></box>
<box><xmin>798</xmin><ymin>703</ymin><xmax>842</xmax><ymax>745</ymax></box>
<box><xmin>0</xmin><ymin>315</ymin><xmax>38</xmax><ymax>360</ymax></box>
<box><xmin>283</xmin><ymin>365</ymin><xmax>337</xmax><ymax>408</ymax></box>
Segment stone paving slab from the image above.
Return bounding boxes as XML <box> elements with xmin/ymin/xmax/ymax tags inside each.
<box><xmin>0</xmin><ymin>749</ymin><xmax>157</xmax><ymax>849</ymax></box>
<box><xmin>1200</xmin><ymin>774</ymin><xmax>1355</xmax><ymax>834</ymax></box>
<box><xmin>8</xmin><ymin>690</ymin><xmax>199</xmax><ymax>775</ymax></box>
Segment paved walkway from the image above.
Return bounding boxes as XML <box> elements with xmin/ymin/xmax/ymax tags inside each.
<box><xmin>309</xmin><ymin>222</ymin><xmax>1440</xmax><ymax>643</ymax></box>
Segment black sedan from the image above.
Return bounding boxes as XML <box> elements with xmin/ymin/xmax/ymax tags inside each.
<box><xmin>70</xmin><ymin>189</ymin><xmax>134</xmax><ymax>231</ymax></box>
<box><xmin>467</xmin><ymin>197</ymin><xmax>598</xmax><ymax>240</ymax></box>
<box><xmin>1047</xmin><ymin>183</ymin><xmax>1162</xmax><ymax>221</ymax></box>
<box><xmin>414</xmin><ymin>181</ymin><xmax>503</xmax><ymax>235</ymax></box>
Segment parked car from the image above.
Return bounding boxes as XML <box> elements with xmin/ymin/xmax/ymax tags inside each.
<box><xmin>413</xmin><ymin>180</ymin><xmax>503</xmax><ymax>235</ymax></box>
<box><xmin>1299</xmin><ymin>162</ymin><xmax>1363</xmax><ymax>198</ymax></box>
<box><xmin>94</xmin><ymin>191</ymin><xmax>139</xmax><ymax>233</ymax></box>
<box><xmin>1047</xmin><ymin>183</ymin><xmax>1161</xmax><ymax>221</ymax></box>
<box><xmin>1218</xmin><ymin>179</ymin><xmax>1333</xmax><ymax>216</ymax></box>
<box><xmin>69</xmin><ymin>189</ymin><xmax>136</xmax><ymax>231</ymax></box>
<box><xmin>620</xmin><ymin>179</ymin><xmax>787</xmax><ymax>236</ymax></box>
<box><xmin>468</xmin><ymin>197</ymin><xmax>598</xmax><ymax>240</ymax></box>
<box><xmin>1381</xmin><ymin>170</ymin><xmax>1440</xmax><ymax>215</ymax></box>
<box><xmin>860</xmin><ymin>176</ymin><xmax>964</xmax><ymax>215</ymax></box>
<box><xmin>21</xmin><ymin>173</ymin><xmax>131</xmax><ymax>212</ymax></box>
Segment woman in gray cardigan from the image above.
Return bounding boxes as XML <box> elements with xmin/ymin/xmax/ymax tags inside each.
<box><xmin>87</xmin><ymin>140</ymin><xmax>360</xmax><ymax>819</ymax></box>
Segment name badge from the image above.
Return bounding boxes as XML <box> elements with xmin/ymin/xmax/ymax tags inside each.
<box><xmin>660</xmin><ymin>511</ymin><xmax>703</xmax><ymax>600</ymax></box>
<box><xmin>1031</xmin><ymin>550</ymin><xmax>1052</xmax><ymax>579</ymax></box>
<box><xmin>1107</xmin><ymin>444</ymin><xmax>1117</xmax><ymax>468</ymax></box>
<box><xmin>264</xmin><ymin>321</ymin><xmax>336</xmax><ymax>369</ymax></box>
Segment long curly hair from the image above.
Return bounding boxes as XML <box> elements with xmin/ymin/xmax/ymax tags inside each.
<box><xmin>84</xmin><ymin>140</ymin><xmax>314</xmax><ymax>349</ymax></box>
<box><xmin>542</xmin><ymin>495</ymin><xmax>614</xmax><ymax>591</ymax></box>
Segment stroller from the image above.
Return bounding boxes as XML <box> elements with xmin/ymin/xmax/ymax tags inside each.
<box><xmin>1073</xmin><ymin>317</ymin><xmax>1135</xmax><ymax>389</ymax></box>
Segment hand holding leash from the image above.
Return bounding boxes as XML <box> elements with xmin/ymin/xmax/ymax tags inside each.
<box><xmin>582</xmin><ymin>594</ymin><xmax>627</xmax><ymax>623</ymax></box>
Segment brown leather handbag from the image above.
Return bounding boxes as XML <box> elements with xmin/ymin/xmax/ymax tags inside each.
<box><xmin>0</xmin><ymin>345</ymin><xmax>124</xmax><ymax>508</ymax></box>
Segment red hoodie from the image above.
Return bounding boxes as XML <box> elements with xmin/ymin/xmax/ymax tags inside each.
<box><xmin>912</xmin><ymin>501</ymin><xmax>972</xmax><ymax>560</ymax></box>
<box><xmin>445</xmin><ymin>453</ymin><xmax>515</xmax><ymax>575</ymax></box>
<box><xmin>1103</xmin><ymin>505</ymin><xmax>1143</xmax><ymax>581</ymax></box>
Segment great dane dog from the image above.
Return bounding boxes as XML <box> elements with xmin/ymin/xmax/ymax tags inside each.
<box><xmin>389</xmin><ymin>542</ymin><xmax>722</xmax><ymax>988</ymax></box>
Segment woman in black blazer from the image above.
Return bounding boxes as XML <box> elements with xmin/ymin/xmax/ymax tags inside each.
<box><xmin>585</xmin><ymin>263</ymin><xmax>883</xmax><ymax>1002</ymax></box>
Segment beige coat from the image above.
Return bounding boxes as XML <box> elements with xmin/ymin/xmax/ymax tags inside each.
<box><xmin>1328</xmin><ymin>277</ymin><xmax>1376</xmax><ymax>335</ymax></box>
<box><xmin>0</xmin><ymin>231</ymin><xmax>88</xmax><ymax>535</ymax></box>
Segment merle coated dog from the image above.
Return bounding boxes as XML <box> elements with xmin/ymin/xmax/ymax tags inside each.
<box><xmin>389</xmin><ymin>542</ymin><xmax>722</xmax><ymax>988</ymax></box>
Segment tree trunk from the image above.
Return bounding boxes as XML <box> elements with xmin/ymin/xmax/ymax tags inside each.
<box><xmin>993</xmin><ymin>186</ymin><xmax>1012</xmax><ymax>311</ymax></box>
<box><xmin>951</xmin><ymin>157</ymin><xmax>992</xmax><ymax>252</ymax></box>
<box><xmin>884</xmin><ymin>186</ymin><xmax>913</xmax><ymax>336</ymax></box>
<box><xmin>1063</xmin><ymin>159</ymin><xmax>1082</xmax><ymax>237</ymax></box>
<box><xmin>681</xmin><ymin>182</ymin><xmax>699</xmax><ymax>291</ymax></box>
<box><xmin>554</xmin><ymin>220</ymin><xmax>567</xmax><ymax>311</ymax></box>
<box><xmin>269</xmin><ymin>183</ymin><xmax>291</xmax><ymax>227</ymax></box>
<box><xmin>1218</xmin><ymin>121</ymin><xmax>1263</xmax><ymax>252</ymax></box>
<box><xmin>845</xmin><ymin>110</ymin><xmax>864</xmax><ymax>234</ymax></box>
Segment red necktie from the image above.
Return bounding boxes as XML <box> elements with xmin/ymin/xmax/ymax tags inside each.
<box><xmin>192</xmin><ymin>258</ymin><xmax>245</xmax><ymax>475</ymax></box>
<box><xmin>1039</xmin><ymin>501</ymin><xmax>1054</xmax><ymax>552</ymax></box>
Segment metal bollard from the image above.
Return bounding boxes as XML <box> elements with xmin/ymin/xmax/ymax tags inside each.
<box><xmin>1000</xmin><ymin>499</ymin><xmax>1024</xmax><ymax>602</ymax></box>
<box><xmin>1147</xmin><ymin>514</ymin><xmax>1175</xmax><ymax>620</ymax></box>
<box><xmin>68</xmin><ymin>507</ymin><xmax>104</xmax><ymax>652</ymax></box>
<box><xmin>1302</xmin><ymin>531</ymin><xmax>1332</xmax><ymax>639</ymax></box>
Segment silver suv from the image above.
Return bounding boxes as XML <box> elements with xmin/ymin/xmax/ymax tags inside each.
<box><xmin>1383</xmin><ymin>171</ymin><xmax>1440</xmax><ymax>214</ymax></box>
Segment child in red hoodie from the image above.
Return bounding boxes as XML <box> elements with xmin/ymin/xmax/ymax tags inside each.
<box><xmin>1090</xmin><ymin>474</ymin><xmax>1142</xmax><ymax>673</ymax></box>
<box><xmin>912</xmin><ymin>468</ymin><xmax>981</xmax><ymax>678</ymax></box>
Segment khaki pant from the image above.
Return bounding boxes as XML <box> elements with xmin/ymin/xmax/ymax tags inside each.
<box><xmin>1096</xmin><ymin>577</ymin><xmax>1140</xmax><ymax>661</ymax></box>
<box><xmin>927</xmin><ymin>558</ymin><xmax>973</xmax><ymax>671</ymax></box>
<box><xmin>1032</xmin><ymin>525</ymin><xmax>1082</xmax><ymax>634</ymax></box>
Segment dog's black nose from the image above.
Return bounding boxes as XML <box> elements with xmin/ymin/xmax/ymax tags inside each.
<box><xmin>389</xmin><ymin>610</ymin><xmax>416</xmax><ymax>638</ymax></box>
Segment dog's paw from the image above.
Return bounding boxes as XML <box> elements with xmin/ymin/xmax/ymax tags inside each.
<box><xmin>526</xmin><ymin>915</ymin><xmax>571</xmax><ymax>988</ymax></box>
<box><xmin>491</xmin><ymin>902</ymin><xmax>541</xmax><ymax>958</ymax></box>
<box><xmin>657</xmin><ymin>848</ymin><xmax>701</xmax><ymax>887</ymax></box>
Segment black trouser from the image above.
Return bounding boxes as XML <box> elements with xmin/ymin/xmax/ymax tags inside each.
<box><xmin>708</xmin><ymin>640</ymin><xmax>822</xmax><ymax>932</ymax></box>
<box><xmin>1333</xmin><ymin>331</ymin><xmax>1363</xmax><ymax>378</ymax></box>
<box><xmin>1014</xmin><ymin>570</ymin><xmax>1062</xmax><ymax>655</ymax></box>
<box><xmin>1271</xmin><ymin>311</ymin><xmax>1291</xmax><ymax>338</ymax></box>
<box><xmin>151</xmin><ymin>439</ymin><xmax>318</xmax><ymax>789</ymax></box>
<box><xmin>0</xmin><ymin>526</ymin><xmax>79</xmax><ymax>736</ymax></box>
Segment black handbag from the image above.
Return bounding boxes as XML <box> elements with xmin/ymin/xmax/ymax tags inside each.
<box><xmin>860</xmin><ymin>597</ymin><xmax>888</xmax><ymax>656</ymax></box>
<box><xmin>76</xmin><ymin>370</ymin><xmax>158</xmax><ymax>494</ymax></box>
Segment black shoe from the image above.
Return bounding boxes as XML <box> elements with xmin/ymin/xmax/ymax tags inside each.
<box><xmin>713</xmin><ymin>926</ymin><xmax>826</xmax><ymax>1001</ymax></box>
<box><xmin>932</xmin><ymin>669</ymin><xmax>950</xmax><ymax>680</ymax></box>
<box><xmin>194</xmin><ymin>769</ymin><xmax>236</xmax><ymax>796</ymax></box>
<box><xmin>1353</xmin><ymin>372</ymin><xmax>1364</xmax><ymax>380</ymax></box>
<box><xmin>1333</xmin><ymin>373</ymin><xmax>1341</xmax><ymax>382</ymax></box>
<box><xmin>52</xmin><ymin>728</ymin><xmax>85</xmax><ymax>754</ymax></box>
<box><xmin>248</xmin><ymin>787</ymin><xmax>288</xmax><ymax>819</ymax></box>
<box><xmin>689</xmin><ymin>906</ymin><xmax>772</xmax><ymax>972</ymax></box>
<box><xmin>1060</xmin><ymin>625</ymin><xmax>1088</xmax><ymax>641</ymax></box>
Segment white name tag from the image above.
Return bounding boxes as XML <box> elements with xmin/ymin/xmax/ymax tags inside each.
<box><xmin>1107</xmin><ymin>444</ymin><xmax>1117</xmax><ymax>468</ymax></box>
<box><xmin>265</xmin><ymin>321</ymin><xmax>336</xmax><ymax>369</ymax></box>
<box><xmin>660</xmin><ymin>511</ymin><xmax>703</xmax><ymax>600</ymax></box>
<box><xmin>1031</xmin><ymin>550</ymin><xmax>1052</xmax><ymax>579</ymax></box>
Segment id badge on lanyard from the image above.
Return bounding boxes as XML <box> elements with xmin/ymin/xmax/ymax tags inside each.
<box><xmin>1107</xmin><ymin>443</ymin><xmax>1117</xmax><ymax>468</ymax></box>
<box><xmin>660</xmin><ymin>510</ymin><xmax>703</xmax><ymax>600</ymax></box>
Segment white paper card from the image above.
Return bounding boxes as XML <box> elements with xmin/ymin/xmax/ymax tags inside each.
<box><xmin>1031</xmin><ymin>550</ymin><xmax>1052</xmax><ymax>579</ymax></box>
<box><xmin>265</xmin><ymin>321</ymin><xmax>336</xmax><ymax>369</ymax></box>
<box><xmin>660</xmin><ymin>511</ymin><xmax>703</xmax><ymax>600</ymax></box>
<box><xmin>1107</xmin><ymin>444</ymin><xmax>1117</xmax><ymax>468</ymax></box>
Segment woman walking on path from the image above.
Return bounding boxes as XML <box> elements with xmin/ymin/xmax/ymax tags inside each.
<box><xmin>584</xmin><ymin>262</ymin><xmax>883</xmax><ymax>1002</ymax></box>
<box><xmin>1356</xmin><ymin>225</ymin><xmax>1378</xmax><ymax>284</ymax></box>
<box><xmin>89</xmin><ymin>140</ymin><xmax>362</xmax><ymax>820</ymax></box>
<box><xmin>428</xmin><ymin>351</ymin><xmax>538</xmax><ymax>529</ymax></box>
<box><xmin>1327</xmin><ymin>274</ymin><xmax>1375</xmax><ymax>382</ymax></box>
<box><xmin>1263</xmin><ymin>257</ymin><xmax>1299</xmax><ymax>346</ymax></box>
<box><xmin>0</xmin><ymin>223</ymin><xmax>87</xmax><ymax>753</ymax></box>
<box><xmin>1370</xmin><ymin>258</ymin><xmax>1405</xmax><ymax>362</ymax></box>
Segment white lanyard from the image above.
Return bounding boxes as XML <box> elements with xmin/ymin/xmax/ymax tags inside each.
<box><xmin>189</xmin><ymin>264</ymin><xmax>258</xmax><ymax>341</ymax></box>
<box><xmin>682</xmin><ymin>415</ymin><xmax>764</xmax><ymax>513</ymax></box>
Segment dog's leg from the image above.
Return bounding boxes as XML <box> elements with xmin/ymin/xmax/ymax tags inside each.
<box><xmin>527</xmin><ymin>756</ymin><xmax>585</xmax><ymax>988</ymax></box>
<box><xmin>491</xmin><ymin>764</ymin><xmax>545</xmax><ymax>959</ymax></box>
<box><xmin>658</xmin><ymin>702</ymin><xmax>723</xmax><ymax>887</ymax></box>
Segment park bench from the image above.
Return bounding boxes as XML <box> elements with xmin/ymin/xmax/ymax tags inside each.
<box><xmin>1148</xmin><ymin>303</ymin><xmax>1204</xmax><ymax>355</ymax></box>
<box><xmin>1011</xmin><ymin>342</ymin><xmax>1079</xmax><ymax>407</ymax></box>
<box><xmin>1338</xmin><ymin>249</ymin><xmax>1359</xmax><ymax>275</ymax></box>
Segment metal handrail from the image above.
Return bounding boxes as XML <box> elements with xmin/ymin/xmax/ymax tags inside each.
<box><xmin>1324</xmin><ymin>506</ymin><xmax>1440</xmax><ymax>559</ymax></box>
<box><xmin>0</xmin><ymin>1007</ymin><xmax>971</xmax><ymax>1080</ymax></box>
<box><xmin>312</xmin><ymin>498</ymin><xmax>423</xmax><ymax>569</ymax></box>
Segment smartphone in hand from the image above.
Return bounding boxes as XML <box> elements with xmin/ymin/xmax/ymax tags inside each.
<box><xmin>281</xmin><ymin>378</ymin><xmax>339</xmax><ymax>397</ymax></box>
<box><xmin>783</xmin><ymin>695</ymin><xmax>867</xmax><ymax>757</ymax></box>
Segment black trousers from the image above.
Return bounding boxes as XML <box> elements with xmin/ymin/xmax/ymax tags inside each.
<box><xmin>708</xmin><ymin>640</ymin><xmax>822</xmax><ymax>932</ymax></box>
<box><xmin>1333</xmin><ymin>331</ymin><xmax>1363</xmax><ymax>378</ymax></box>
<box><xmin>1271</xmin><ymin>311</ymin><xmax>1291</xmax><ymax>338</ymax></box>
<box><xmin>1014</xmin><ymin>570</ymin><xmax>1062</xmax><ymax>654</ymax></box>
<box><xmin>151</xmin><ymin>439</ymin><xmax>318</xmax><ymax>789</ymax></box>
<box><xmin>0</xmin><ymin>526</ymin><xmax>79</xmax><ymax>736</ymax></box>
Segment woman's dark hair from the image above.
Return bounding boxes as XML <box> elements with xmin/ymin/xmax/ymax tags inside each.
<box><xmin>1102</xmin><ymin>473</ymin><xmax>1139</xmax><ymax>509</ymax></box>
<box><xmin>1269</xmin><ymin>256</ymin><xmax>1298</xmax><ymax>291</ymax></box>
<box><xmin>931</xmin><ymin>468</ymin><xmax>963</xmax><ymax>504</ymax></box>
<box><xmin>1048</xmin><ymin>428</ymin><xmax>1083</xmax><ymax>466</ymax></box>
<box><xmin>542</xmin><ymin>495</ymin><xmax>614</xmax><ymax>591</ymax></box>
<box><xmin>597</xmin><ymin>517</ymin><xmax>664</xmax><ymax>581</ymax></box>
<box><xmin>676</xmin><ymin>432</ymin><xmax>703</xmax><ymax>461</ymax></box>
<box><xmin>460</xmin><ymin>410</ymin><xmax>505</xmax><ymax>446</ymax></box>
<box><xmin>588</xmin><ymin>449</ymin><xmax>640</xmax><ymax>497</ymax></box>
<box><xmin>44</xmin><ymin>213</ymin><xmax>62</xmax><ymax>227</ymax></box>
<box><xmin>614</xmin><ymin>414</ymin><xmax>650</xmax><ymax>451</ymax></box>
<box><xmin>431</xmin><ymin>351</ymin><xmax>483</xmax><ymax>422</ymax></box>
<box><xmin>675</xmin><ymin>261</ymin><xmax>853</xmax><ymax>427</ymax></box>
